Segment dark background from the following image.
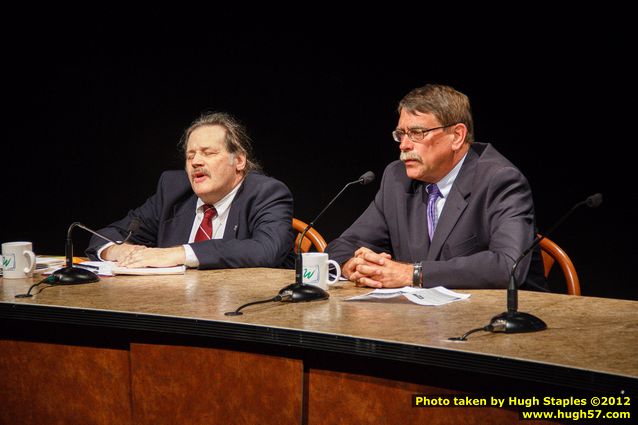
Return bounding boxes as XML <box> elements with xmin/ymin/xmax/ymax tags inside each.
<box><xmin>2</xmin><ymin>18</ymin><xmax>636</xmax><ymax>300</ymax></box>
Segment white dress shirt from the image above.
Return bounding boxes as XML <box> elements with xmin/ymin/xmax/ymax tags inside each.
<box><xmin>431</xmin><ymin>153</ymin><xmax>467</xmax><ymax>221</ymax></box>
<box><xmin>183</xmin><ymin>180</ymin><xmax>243</xmax><ymax>267</ymax></box>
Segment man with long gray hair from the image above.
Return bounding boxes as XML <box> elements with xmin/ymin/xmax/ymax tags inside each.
<box><xmin>87</xmin><ymin>112</ymin><xmax>294</xmax><ymax>269</ymax></box>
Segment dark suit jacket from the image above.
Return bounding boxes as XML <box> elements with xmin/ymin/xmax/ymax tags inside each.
<box><xmin>326</xmin><ymin>143</ymin><xmax>546</xmax><ymax>290</ymax></box>
<box><xmin>86</xmin><ymin>170</ymin><xmax>295</xmax><ymax>269</ymax></box>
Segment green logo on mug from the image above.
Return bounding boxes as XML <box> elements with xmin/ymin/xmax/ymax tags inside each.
<box><xmin>2</xmin><ymin>254</ymin><xmax>16</xmax><ymax>271</ymax></box>
<box><xmin>303</xmin><ymin>266</ymin><xmax>319</xmax><ymax>283</ymax></box>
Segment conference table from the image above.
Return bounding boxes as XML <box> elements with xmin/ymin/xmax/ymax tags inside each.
<box><xmin>1</xmin><ymin>268</ymin><xmax>636</xmax><ymax>424</ymax></box>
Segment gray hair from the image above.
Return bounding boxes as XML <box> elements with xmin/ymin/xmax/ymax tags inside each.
<box><xmin>398</xmin><ymin>84</ymin><xmax>474</xmax><ymax>144</ymax></box>
<box><xmin>179</xmin><ymin>112</ymin><xmax>262</xmax><ymax>174</ymax></box>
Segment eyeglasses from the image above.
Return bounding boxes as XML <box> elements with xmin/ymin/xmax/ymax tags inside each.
<box><xmin>392</xmin><ymin>124</ymin><xmax>457</xmax><ymax>143</ymax></box>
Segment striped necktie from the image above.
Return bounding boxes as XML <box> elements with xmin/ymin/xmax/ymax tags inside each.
<box><xmin>426</xmin><ymin>184</ymin><xmax>441</xmax><ymax>240</ymax></box>
<box><xmin>195</xmin><ymin>204</ymin><xmax>217</xmax><ymax>241</ymax></box>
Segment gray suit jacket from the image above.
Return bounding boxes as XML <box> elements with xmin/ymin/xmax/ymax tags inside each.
<box><xmin>86</xmin><ymin>170</ymin><xmax>295</xmax><ymax>269</ymax></box>
<box><xmin>326</xmin><ymin>143</ymin><xmax>546</xmax><ymax>289</ymax></box>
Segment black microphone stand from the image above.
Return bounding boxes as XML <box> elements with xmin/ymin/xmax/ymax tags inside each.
<box><xmin>278</xmin><ymin>172</ymin><xmax>375</xmax><ymax>302</ymax></box>
<box><xmin>448</xmin><ymin>193</ymin><xmax>603</xmax><ymax>340</ymax></box>
<box><xmin>51</xmin><ymin>220</ymin><xmax>139</xmax><ymax>285</ymax></box>
<box><xmin>489</xmin><ymin>194</ymin><xmax>603</xmax><ymax>333</ymax></box>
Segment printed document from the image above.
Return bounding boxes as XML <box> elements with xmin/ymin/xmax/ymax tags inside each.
<box><xmin>346</xmin><ymin>286</ymin><xmax>470</xmax><ymax>306</ymax></box>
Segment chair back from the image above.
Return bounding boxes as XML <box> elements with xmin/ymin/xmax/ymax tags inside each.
<box><xmin>293</xmin><ymin>218</ymin><xmax>327</xmax><ymax>253</ymax></box>
<box><xmin>538</xmin><ymin>236</ymin><xmax>580</xmax><ymax>295</ymax></box>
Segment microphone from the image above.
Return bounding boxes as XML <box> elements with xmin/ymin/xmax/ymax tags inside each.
<box><xmin>489</xmin><ymin>193</ymin><xmax>603</xmax><ymax>334</ymax></box>
<box><xmin>225</xmin><ymin>171</ymin><xmax>375</xmax><ymax>315</ymax></box>
<box><xmin>51</xmin><ymin>218</ymin><xmax>141</xmax><ymax>285</ymax></box>
<box><xmin>278</xmin><ymin>171</ymin><xmax>376</xmax><ymax>303</ymax></box>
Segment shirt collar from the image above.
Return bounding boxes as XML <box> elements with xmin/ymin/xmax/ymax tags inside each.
<box><xmin>435</xmin><ymin>152</ymin><xmax>468</xmax><ymax>199</ymax></box>
<box><xmin>196</xmin><ymin>179</ymin><xmax>244</xmax><ymax>216</ymax></box>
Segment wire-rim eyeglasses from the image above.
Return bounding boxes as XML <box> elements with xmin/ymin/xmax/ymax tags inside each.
<box><xmin>392</xmin><ymin>123</ymin><xmax>458</xmax><ymax>143</ymax></box>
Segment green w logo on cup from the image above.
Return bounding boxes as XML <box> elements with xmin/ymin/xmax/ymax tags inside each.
<box><xmin>2</xmin><ymin>254</ymin><xmax>15</xmax><ymax>270</ymax></box>
<box><xmin>303</xmin><ymin>266</ymin><xmax>320</xmax><ymax>283</ymax></box>
<box><xmin>301</xmin><ymin>253</ymin><xmax>341</xmax><ymax>291</ymax></box>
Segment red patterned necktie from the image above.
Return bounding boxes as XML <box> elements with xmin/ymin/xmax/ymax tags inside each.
<box><xmin>195</xmin><ymin>204</ymin><xmax>217</xmax><ymax>241</ymax></box>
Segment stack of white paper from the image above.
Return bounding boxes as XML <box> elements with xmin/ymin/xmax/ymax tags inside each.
<box><xmin>346</xmin><ymin>286</ymin><xmax>470</xmax><ymax>306</ymax></box>
<box><xmin>34</xmin><ymin>256</ymin><xmax>66</xmax><ymax>274</ymax></box>
<box><xmin>77</xmin><ymin>261</ymin><xmax>186</xmax><ymax>276</ymax></box>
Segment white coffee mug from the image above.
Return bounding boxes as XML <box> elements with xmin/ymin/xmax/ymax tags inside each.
<box><xmin>302</xmin><ymin>252</ymin><xmax>341</xmax><ymax>290</ymax></box>
<box><xmin>2</xmin><ymin>241</ymin><xmax>36</xmax><ymax>279</ymax></box>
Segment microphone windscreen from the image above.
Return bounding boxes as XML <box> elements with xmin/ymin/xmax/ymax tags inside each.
<box><xmin>359</xmin><ymin>171</ymin><xmax>375</xmax><ymax>185</ymax></box>
<box><xmin>586</xmin><ymin>193</ymin><xmax>603</xmax><ymax>208</ymax></box>
<box><xmin>128</xmin><ymin>217</ymin><xmax>142</xmax><ymax>233</ymax></box>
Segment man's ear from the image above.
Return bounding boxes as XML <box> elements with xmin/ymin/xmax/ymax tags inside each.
<box><xmin>235</xmin><ymin>153</ymin><xmax>247</xmax><ymax>171</ymax></box>
<box><xmin>451</xmin><ymin>123</ymin><xmax>468</xmax><ymax>151</ymax></box>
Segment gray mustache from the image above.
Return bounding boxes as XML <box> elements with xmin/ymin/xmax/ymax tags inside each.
<box><xmin>400</xmin><ymin>152</ymin><xmax>422</xmax><ymax>162</ymax></box>
<box><xmin>192</xmin><ymin>168</ymin><xmax>210</xmax><ymax>177</ymax></box>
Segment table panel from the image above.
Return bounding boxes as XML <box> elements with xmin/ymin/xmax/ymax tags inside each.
<box><xmin>130</xmin><ymin>343</ymin><xmax>302</xmax><ymax>425</ymax></box>
<box><xmin>0</xmin><ymin>339</ymin><xmax>132</xmax><ymax>425</ymax></box>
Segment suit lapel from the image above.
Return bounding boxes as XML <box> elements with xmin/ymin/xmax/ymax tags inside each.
<box><xmin>426</xmin><ymin>149</ymin><xmax>477</xmax><ymax>260</ymax></box>
<box><xmin>406</xmin><ymin>181</ymin><xmax>430</xmax><ymax>262</ymax></box>
<box><xmin>162</xmin><ymin>195</ymin><xmax>198</xmax><ymax>246</ymax></box>
<box><xmin>224</xmin><ymin>203</ymin><xmax>240</xmax><ymax>240</ymax></box>
<box><xmin>427</xmin><ymin>187</ymin><xmax>468</xmax><ymax>259</ymax></box>
<box><xmin>223</xmin><ymin>179</ymin><xmax>247</xmax><ymax>240</ymax></box>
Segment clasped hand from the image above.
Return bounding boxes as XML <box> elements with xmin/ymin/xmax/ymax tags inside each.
<box><xmin>342</xmin><ymin>247</ymin><xmax>412</xmax><ymax>288</ymax></box>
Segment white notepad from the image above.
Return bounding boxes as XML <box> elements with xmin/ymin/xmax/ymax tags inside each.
<box><xmin>78</xmin><ymin>261</ymin><xmax>186</xmax><ymax>276</ymax></box>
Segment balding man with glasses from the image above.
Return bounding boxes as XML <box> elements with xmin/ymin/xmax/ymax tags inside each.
<box><xmin>326</xmin><ymin>84</ymin><xmax>546</xmax><ymax>291</ymax></box>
